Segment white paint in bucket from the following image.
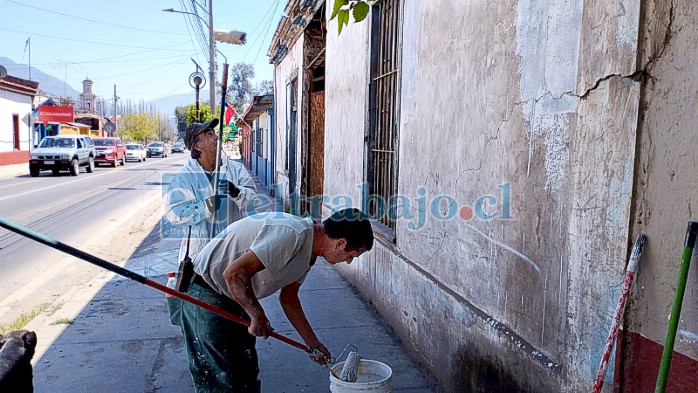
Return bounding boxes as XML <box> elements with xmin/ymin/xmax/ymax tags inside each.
<box><xmin>329</xmin><ymin>359</ymin><xmax>392</xmax><ymax>392</ymax></box>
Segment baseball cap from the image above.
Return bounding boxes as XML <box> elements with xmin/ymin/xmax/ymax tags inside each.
<box><xmin>184</xmin><ymin>118</ymin><xmax>220</xmax><ymax>150</ymax></box>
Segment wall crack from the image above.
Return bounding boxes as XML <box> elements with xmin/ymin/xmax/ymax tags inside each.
<box><xmin>573</xmin><ymin>0</ymin><xmax>674</xmax><ymax>100</ymax></box>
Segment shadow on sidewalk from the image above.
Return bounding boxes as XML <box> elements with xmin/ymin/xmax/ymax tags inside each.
<box><xmin>29</xmin><ymin>168</ymin><xmax>440</xmax><ymax>392</ymax></box>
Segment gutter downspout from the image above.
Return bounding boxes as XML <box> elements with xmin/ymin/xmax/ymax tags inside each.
<box><xmin>269</xmin><ymin>106</ymin><xmax>275</xmax><ymax>196</ymax></box>
<box><xmin>271</xmin><ymin>67</ymin><xmax>276</xmax><ymax>198</ymax></box>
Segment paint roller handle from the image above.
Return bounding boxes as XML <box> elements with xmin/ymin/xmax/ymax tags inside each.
<box><xmin>307</xmin><ymin>342</ymin><xmax>333</xmax><ymax>365</ymax></box>
<box><xmin>0</xmin><ymin>217</ymin><xmax>312</xmax><ymax>354</ymax></box>
<box><xmin>248</xmin><ymin>313</ymin><xmax>275</xmax><ymax>338</ymax></box>
<box><xmin>655</xmin><ymin>221</ymin><xmax>698</xmax><ymax>393</ymax></box>
<box><xmin>155</xmin><ymin>279</ymin><xmax>309</xmax><ymax>352</ymax></box>
<box><xmin>683</xmin><ymin>221</ymin><xmax>698</xmax><ymax>248</ymax></box>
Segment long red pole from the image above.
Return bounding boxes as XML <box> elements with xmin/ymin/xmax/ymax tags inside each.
<box><xmin>0</xmin><ymin>217</ymin><xmax>309</xmax><ymax>352</ymax></box>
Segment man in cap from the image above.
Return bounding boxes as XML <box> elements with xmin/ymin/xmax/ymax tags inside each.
<box><xmin>164</xmin><ymin>118</ymin><xmax>258</xmax><ymax>279</ymax></box>
<box><xmin>180</xmin><ymin>208</ymin><xmax>375</xmax><ymax>391</ymax></box>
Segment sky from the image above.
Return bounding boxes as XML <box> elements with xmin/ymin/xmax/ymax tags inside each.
<box><xmin>0</xmin><ymin>0</ymin><xmax>283</xmax><ymax>102</ymax></box>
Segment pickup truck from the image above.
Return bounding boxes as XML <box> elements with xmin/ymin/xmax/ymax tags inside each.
<box><xmin>93</xmin><ymin>137</ymin><xmax>127</xmax><ymax>167</ymax></box>
<box><xmin>29</xmin><ymin>135</ymin><xmax>96</xmax><ymax>177</ymax></box>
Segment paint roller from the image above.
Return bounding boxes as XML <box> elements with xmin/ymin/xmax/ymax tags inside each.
<box><xmin>339</xmin><ymin>350</ymin><xmax>361</xmax><ymax>382</ymax></box>
<box><xmin>329</xmin><ymin>344</ymin><xmax>362</xmax><ymax>383</ymax></box>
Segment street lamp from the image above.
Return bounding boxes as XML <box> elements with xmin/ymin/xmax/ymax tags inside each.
<box><xmin>189</xmin><ymin>65</ymin><xmax>206</xmax><ymax>122</ymax></box>
<box><xmin>162</xmin><ymin>7</ymin><xmax>246</xmax><ymax>111</ymax></box>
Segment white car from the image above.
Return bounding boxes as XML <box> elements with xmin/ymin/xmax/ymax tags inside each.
<box><xmin>125</xmin><ymin>143</ymin><xmax>147</xmax><ymax>162</ymax></box>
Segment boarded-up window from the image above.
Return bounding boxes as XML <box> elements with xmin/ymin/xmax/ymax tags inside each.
<box><xmin>366</xmin><ymin>0</ymin><xmax>402</xmax><ymax>232</ymax></box>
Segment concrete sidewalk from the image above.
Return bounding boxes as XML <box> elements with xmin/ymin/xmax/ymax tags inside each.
<box><xmin>0</xmin><ymin>162</ymin><xmax>28</xmax><ymax>178</ymax></box>
<box><xmin>24</xmin><ymin>164</ymin><xmax>441</xmax><ymax>392</ymax></box>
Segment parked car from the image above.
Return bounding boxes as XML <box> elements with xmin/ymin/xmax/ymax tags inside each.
<box><xmin>93</xmin><ymin>137</ymin><xmax>126</xmax><ymax>167</ymax></box>
<box><xmin>147</xmin><ymin>142</ymin><xmax>168</xmax><ymax>158</ymax></box>
<box><xmin>171</xmin><ymin>143</ymin><xmax>185</xmax><ymax>153</ymax></box>
<box><xmin>125</xmin><ymin>143</ymin><xmax>147</xmax><ymax>162</ymax></box>
<box><xmin>29</xmin><ymin>135</ymin><xmax>96</xmax><ymax>177</ymax></box>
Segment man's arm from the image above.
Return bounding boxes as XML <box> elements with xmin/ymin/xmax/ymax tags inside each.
<box><xmin>222</xmin><ymin>250</ymin><xmax>273</xmax><ymax>337</ymax></box>
<box><xmin>279</xmin><ymin>282</ymin><xmax>332</xmax><ymax>364</ymax></box>
<box><xmin>226</xmin><ymin>161</ymin><xmax>258</xmax><ymax>214</ymax></box>
<box><xmin>164</xmin><ymin>171</ymin><xmax>213</xmax><ymax>226</ymax></box>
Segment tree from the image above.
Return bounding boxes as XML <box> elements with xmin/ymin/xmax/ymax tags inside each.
<box><xmin>186</xmin><ymin>103</ymin><xmax>214</xmax><ymax>125</ymax></box>
<box><xmin>331</xmin><ymin>0</ymin><xmax>374</xmax><ymax>34</ymax></box>
<box><xmin>58</xmin><ymin>97</ymin><xmax>75</xmax><ymax>107</ymax></box>
<box><xmin>174</xmin><ymin>106</ymin><xmax>190</xmax><ymax>137</ymax></box>
<box><xmin>227</xmin><ymin>63</ymin><xmax>255</xmax><ymax>111</ymax></box>
<box><xmin>255</xmin><ymin>80</ymin><xmax>274</xmax><ymax>96</ymax></box>
<box><xmin>121</xmin><ymin>112</ymin><xmax>159</xmax><ymax>142</ymax></box>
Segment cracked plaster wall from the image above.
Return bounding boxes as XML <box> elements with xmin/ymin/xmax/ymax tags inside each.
<box><xmin>629</xmin><ymin>0</ymin><xmax>698</xmax><ymax>361</ymax></box>
<box><xmin>322</xmin><ymin>10</ymin><xmax>369</xmax><ymax>205</ymax></box>
<box><xmin>321</xmin><ymin>0</ymin><xmax>661</xmax><ymax>391</ymax></box>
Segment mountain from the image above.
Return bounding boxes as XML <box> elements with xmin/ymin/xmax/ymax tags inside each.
<box><xmin>1</xmin><ymin>56</ymin><xmax>206</xmax><ymax>115</ymax></box>
<box><xmin>149</xmin><ymin>90</ymin><xmax>211</xmax><ymax>118</ymax></box>
<box><xmin>0</xmin><ymin>57</ymin><xmax>81</xmax><ymax>99</ymax></box>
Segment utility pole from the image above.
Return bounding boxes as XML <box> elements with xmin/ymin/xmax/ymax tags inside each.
<box><xmin>113</xmin><ymin>85</ymin><xmax>118</xmax><ymax>136</ymax></box>
<box><xmin>27</xmin><ymin>37</ymin><xmax>31</xmax><ymax>80</ymax></box>
<box><xmin>162</xmin><ymin>5</ymin><xmax>246</xmax><ymax>123</ymax></box>
<box><xmin>208</xmin><ymin>0</ymin><xmax>216</xmax><ymax>113</ymax></box>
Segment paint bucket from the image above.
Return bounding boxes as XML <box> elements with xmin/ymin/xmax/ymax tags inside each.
<box><xmin>329</xmin><ymin>359</ymin><xmax>392</xmax><ymax>393</ymax></box>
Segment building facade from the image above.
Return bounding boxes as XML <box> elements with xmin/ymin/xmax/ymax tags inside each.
<box><xmin>242</xmin><ymin>94</ymin><xmax>274</xmax><ymax>192</ymax></box>
<box><xmin>279</xmin><ymin>0</ymin><xmax>698</xmax><ymax>392</ymax></box>
<box><xmin>79</xmin><ymin>77</ymin><xmax>96</xmax><ymax>113</ymax></box>
<box><xmin>0</xmin><ymin>74</ymin><xmax>39</xmax><ymax>165</ymax></box>
<box><xmin>268</xmin><ymin>0</ymin><xmax>326</xmax><ymax>214</ymax></box>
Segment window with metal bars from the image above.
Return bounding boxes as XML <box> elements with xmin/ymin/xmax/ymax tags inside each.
<box><xmin>366</xmin><ymin>0</ymin><xmax>402</xmax><ymax>233</ymax></box>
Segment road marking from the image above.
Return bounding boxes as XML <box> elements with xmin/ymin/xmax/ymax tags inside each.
<box><xmin>0</xmin><ymin>189</ymin><xmax>162</xmax><ymax>321</ymax></box>
<box><xmin>0</xmin><ymin>156</ymin><xmax>179</xmax><ymax>203</ymax></box>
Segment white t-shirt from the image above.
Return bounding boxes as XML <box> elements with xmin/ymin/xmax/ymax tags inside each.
<box><xmin>193</xmin><ymin>213</ymin><xmax>315</xmax><ymax>299</ymax></box>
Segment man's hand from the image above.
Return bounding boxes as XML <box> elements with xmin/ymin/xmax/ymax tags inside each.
<box><xmin>307</xmin><ymin>342</ymin><xmax>332</xmax><ymax>365</ymax></box>
<box><xmin>249</xmin><ymin>313</ymin><xmax>274</xmax><ymax>339</ymax></box>
<box><xmin>217</xmin><ymin>178</ymin><xmax>241</xmax><ymax>198</ymax></box>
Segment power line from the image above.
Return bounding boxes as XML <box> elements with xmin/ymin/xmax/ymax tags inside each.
<box><xmin>179</xmin><ymin>0</ymin><xmax>208</xmax><ymax>63</ymax></box>
<box><xmin>182</xmin><ymin>0</ymin><xmax>208</xmax><ymax>55</ymax></box>
<box><xmin>146</xmin><ymin>83</ymin><xmax>191</xmax><ymax>101</ymax></box>
<box><xmin>91</xmin><ymin>56</ymin><xmax>193</xmax><ymax>79</ymax></box>
<box><xmin>4</xmin><ymin>53</ymin><xmax>194</xmax><ymax>68</ymax></box>
<box><xmin>121</xmin><ymin>61</ymin><xmax>188</xmax><ymax>91</ymax></box>
<box><xmin>252</xmin><ymin>0</ymin><xmax>280</xmax><ymax>66</ymax></box>
<box><xmin>117</xmin><ymin>84</ymin><xmax>190</xmax><ymax>98</ymax></box>
<box><xmin>0</xmin><ymin>27</ymin><xmax>194</xmax><ymax>51</ymax></box>
<box><xmin>176</xmin><ymin>2</ymin><xmax>206</xmax><ymax>65</ymax></box>
<box><xmin>71</xmin><ymin>42</ymin><xmax>196</xmax><ymax>64</ymax></box>
<box><xmin>189</xmin><ymin>1</ymin><xmax>211</xmax><ymax>56</ymax></box>
<box><xmin>74</xmin><ymin>54</ymin><xmax>194</xmax><ymax>66</ymax></box>
<box><xmin>244</xmin><ymin>0</ymin><xmax>279</xmax><ymax>40</ymax></box>
<box><xmin>243</xmin><ymin>0</ymin><xmax>279</xmax><ymax>63</ymax></box>
<box><xmin>4</xmin><ymin>0</ymin><xmax>190</xmax><ymax>35</ymax></box>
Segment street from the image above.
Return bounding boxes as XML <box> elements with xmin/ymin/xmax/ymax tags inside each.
<box><xmin>0</xmin><ymin>155</ymin><xmax>441</xmax><ymax>392</ymax></box>
<box><xmin>0</xmin><ymin>154</ymin><xmax>188</xmax><ymax>329</ymax></box>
